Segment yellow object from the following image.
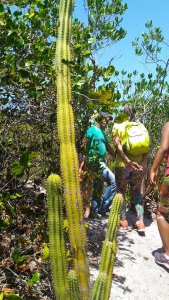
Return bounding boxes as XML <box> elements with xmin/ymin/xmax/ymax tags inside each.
<box><xmin>112</xmin><ymin>121</ymin><xmax>147</xmax><ymax>168</ymax></box>
<box><xmin>124</xmin><ymin>122</ymin><xmax>150</xmax><ymax>156</ymax></box>
<box><xmin>42</xmin><ymin>243</ymin><xmax>49</xmax><ymax>260</ymax></box>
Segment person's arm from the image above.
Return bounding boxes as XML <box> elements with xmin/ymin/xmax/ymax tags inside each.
<box><xmin>113</xmin><ymin>134</ymin><xmax>143</xmax><ymax>171</ymax></box>
<box><xmin>81</xmin><ymin>136</ymin><xmax>89</xmax><ymax>151</ymax></box>
<box><xmin>79</xmin><ymin>136</ymin><xmax>89</xmax><ymax>182</ymax></box>
<box><xmin>140</xmin><ymin>151</ymin><xmax>149</xmax><ymax>168</ymax></box>
<box><xmin>81</xmin><ymin>136</ymin><xmax>89</xmax><ymax>163</ymax></box>
<box><xmin>106</xmin><ymin>143</ymin><xmax>116</xmax><ymax>158</ymax></box>
<box><xmin>150</xmin><ymin>122</ymin><xmax>169</xmax><ymax>184</ymax></box>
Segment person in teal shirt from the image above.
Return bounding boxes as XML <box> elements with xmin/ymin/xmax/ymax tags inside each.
<box><xmin>82</xmin><ymin>112</ymin><xmax>116</xmax><ymax>217</ymax></box>
<box><xmin>86</xmin><ymin>122</ymin><xmax>108</xmax><ymax>162</ymax></box>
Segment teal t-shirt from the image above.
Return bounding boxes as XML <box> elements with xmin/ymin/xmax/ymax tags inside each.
<box><xmin>85</xmin><ymin>125</ymin><xmax>108</xmax><ymax>162</ymax></box>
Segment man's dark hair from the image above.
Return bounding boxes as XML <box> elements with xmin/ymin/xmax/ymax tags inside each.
<box><xmin>89</xmin><ymin>111</ymin><xmax>113</xmax><ymax>124</ymax></box>
<box><xmin>100</xmin><ymin>112</ymin><xmax>113</xmax><ymax>119</ymax></box>
<box><xmin>97</xmin><ymin>112</ymin><xmax>113</xmax><ymax>122</ymax></box>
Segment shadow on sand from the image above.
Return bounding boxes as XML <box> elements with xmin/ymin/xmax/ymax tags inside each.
<box><xmin>86</xmin><ymin>209</ymin><xmax>153</xmax><ymax>267</ymax></box>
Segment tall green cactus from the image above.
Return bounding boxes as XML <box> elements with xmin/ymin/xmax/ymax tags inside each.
<box><xmin>47</xmin><ymin>174</ymin><xmax>69</xmax><ymax>300</ymax></box>
<box><xmin>47</xmin><ymin>0</ymin><xmax>123</xmax><ymax>299</ymax></box>
<box><xmin>55</xmin><ymin>0</ymin><xmax>90</xmax><ymax>298</ymax></box>
<box><xmin>91</xmin><ymin>193</ymin><xmax>123</xmax><ymax>300</ymax></box>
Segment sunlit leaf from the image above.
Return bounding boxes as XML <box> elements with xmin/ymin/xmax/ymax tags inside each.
<box><xmin>28</xmin><ymin>12</ymin><xmax>35</xmax><ymax>18</ymax></box>
<box><xmin>88</xmin><ymin>37</ymin><xmax>96</xmax><ymax>44</ymax></box>
<box><xmin>100</xmin><ymin>91</ymin><xmax>112</xmax><ymax>101</ymax></box>
<box><xmin>25</xmin><ymin>61</ymin><xmax>33</xmax><ymax>67</ymax></box>
<box><xmin>12</xmin><ymin>250</ymin><xmax>29</xmax><ymax>265</ymax></box>
<box><xmin>0</xmin><ymin>292</ymin><xmax>3</xmax><ymax>300</ymax></box>
<box><xmin>89</xmin><ymin>92</ymin><xmax>102</xmax><ymax>99</ymax></box>
<box><xmin>42</xmin><ymin>243</ymin><xmax>49</xmax><ymax>260</ymax></box>
<box><xmin>114</xmin><ymin>113</ymin><xmax>129</xmax><ymax>123</ymax></box>
<box><xmin>4</xmin><ymin>294</ymin><xmax>23</xmax><ymax>300</ymax></box>
<box><xmin>10</xmin><ymin>162</ymin><xmax>24</xmax><ymax>176</ymax></box>
<box><xmin>74</xmin><ymin>44</ymin><xmax>81</xmax><ymax>49</ymax></box>
<box><xmin>83</xmin><ymin>50</ymin><xmax>91</xmax><ymax>56</ymax></box>
<box><xmin>27</xmin><ymin>272</ymin><xmax>40</xmax><ymax>287</ymax></box>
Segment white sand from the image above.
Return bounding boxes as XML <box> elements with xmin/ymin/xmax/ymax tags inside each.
<box><xmin>89</xmin><ymin>211</ymin><xmax>169</xmax><ymax>300</ymax></box>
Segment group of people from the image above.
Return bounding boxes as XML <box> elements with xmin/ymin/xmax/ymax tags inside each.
<box><xmin>79</xmin><ymin>104</ymin><xmax>169</xmax><ymax>270</ymax></box>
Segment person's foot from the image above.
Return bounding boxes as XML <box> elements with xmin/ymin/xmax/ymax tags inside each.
<box><xmin>120</xmin><ymin>219</ymin><xmax>128</xmax><ymax>229</ymax></box>
<box><xmin>84</xmin><ymin>205</ymin><xmax>91</xmax><ymax>219</ymax></box>
<box><xmin>99</xmin><ymin>210</ymin><xmax>106</xmax><ymax>216</ymax></box>
<box><xmin>135</xmin><ymin>221</ymin><xmax>145</xmax><ymax>232</ymax></box>
<box><xmin>99</xmin><ymin>208</ymin><xmax>110</xmax><ymax>216</ymax></box>
<box><xmin>154</xmin><ymin>251</ymin><xmax>169</xmax><ymax>270</ymax></box>
<box><xmin>99</xmin><ymin>211</ymin><xmax>110</xmax><ymax>217</ymax></box>
<box><xmin>90</xmin><ymin>211</ymin><xmax>101</xmax><ymax>219</ymax></box>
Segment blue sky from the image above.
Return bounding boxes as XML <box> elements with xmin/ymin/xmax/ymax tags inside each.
<box><xmin>74</xmin><ymin>0</ymin><xmax>169</xmax><ymax>76</ymax></box>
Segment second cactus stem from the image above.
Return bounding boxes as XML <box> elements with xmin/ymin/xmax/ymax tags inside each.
<box><xmin>47</xmin><ymin>174</ymin><xmax>69</xmax><ymax>300</ymax></box>
<box><xmin>91</xmin><ymin>193</ymin><xmax>123</xmax><ymax>300</ymax></box>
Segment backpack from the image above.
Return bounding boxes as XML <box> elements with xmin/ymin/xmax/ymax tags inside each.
<box><xmin>123</xmin><ymin>121</ymin><xmax>150</xmax><ymax>156</ymax></box>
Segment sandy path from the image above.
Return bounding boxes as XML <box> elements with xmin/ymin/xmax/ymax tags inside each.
<box><xmin>110</xmin><ymin>212</ymin><xmax>169</xmax><ymax>300</ymax></box>
<box><xmin>88</xmin><ymin>211</ymin><xmax>169</xmax><ymax>300</ymax></box>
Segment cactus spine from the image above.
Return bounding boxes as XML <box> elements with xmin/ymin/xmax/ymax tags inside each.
<box><xmin>106</xmin><ymin>194</ymin><xmax>123</xmax><ymax>242</ymax></box>
<box><xmin>68</xmin><ymin>270</ymin><xmax>81</xmax><ymax>300</ymax></box>
<box><xmin>47</xmin><ymin>174</ymin><xmax>69</xmax><ymax>300</ymax></box>
<box><xmin>90</xmin><ymin>272</ymin><xmax>107</xmax><ymax>300</ymax></box>
<box><xmin>55</xmin><ymin>0</ymin><xmax>90</xmax><ymax>298</ymax></box>
<box><xmin>91</xmin><ymin>193</ymin><xmax>123</xmax><ymax>300</ymax></box>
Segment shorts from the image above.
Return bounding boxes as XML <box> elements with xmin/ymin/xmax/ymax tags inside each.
<box><xmin>159</xmin><ymin>176</ymin><xmax>169</xmax><ymax>222</ymax></box>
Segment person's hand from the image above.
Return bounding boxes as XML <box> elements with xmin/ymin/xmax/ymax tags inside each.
<box><xmin>128</xmin><ymin>160</ymin><xmax>143</xmax><ymax>171</ymax></box>
<box><xmin>140</xmin><ymin>160</ymin><xmax>147</xmax><ymax>168</ymax></box>
<box><xmin>150</xmin><ymin>169</ymin><xmax>157</xmax><ymax>185</ymax></box>
<box><xmin>79</xmin><ymin>167</ymin><xmax>84</xmax><ymax>182</ymax></box>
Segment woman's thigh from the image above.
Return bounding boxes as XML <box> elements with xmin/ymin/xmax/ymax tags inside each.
<box><xmin>159</xmin><ymin>176</ymin><xmax>169</xmax><ymax>222</ymax></box>
<box><xmin>115</xmin><ymin>167</ymin><xmax>130</xmax><ymax>196</ymax></box>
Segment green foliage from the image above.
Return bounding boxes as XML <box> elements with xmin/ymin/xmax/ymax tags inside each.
<box><xmin>113</xmin><ymin>21</ymin><xmax>169</xmax><ymax>161</ymax></box>
<box><xmin>85</xmin><ymin>0</ymin><xmax>127</xmax><ymax>49</ymax></box>
<box><xmin>130</xmin><ymin>23</ymin><xmax>169</xmax><ymax>158</ymax></box>
<box><xmin>0</xmin><ymin>0</ymin><xmax>128</xmax><ymax>191</ymax></box>
<box><xmin>12</xmin><ymin>250</ymin><xmax>29</xmax><ymax>265</ymax></box>
<box><xmin>0</xmin><ymin>1</ymin><xmax>59</xmax><ymax>192</ymax></box>
<box><xmin>1</xmin><ymin>192</ymin><xmax>11</xmax><ymax>202</ymax></box>
<box><xmin>3</xmin><ymin>0</ymin><xmax>169</xmax><ymax>299</ymax></box>
<box><xmin>9</xmin><ymin>151</ymin><xmax>40</xmax><ymax>177</ymax></box>
<box><xmin>0</xmin><ymin>0</ymin><xmax>58</xmax><ymax>94</ymax></box>
<box><xmin>26</xmin><ymin>272</ymin><xmax>40</xmax><ymax>287</ymax></box>
<box><xmin>71</xmin><ymin>0</ymin><xmax>128</xmax><ymax>134</ymax></box>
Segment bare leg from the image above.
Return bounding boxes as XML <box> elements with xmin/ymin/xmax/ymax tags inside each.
<box><xmin>157</xmin><ymin>216</ymin><xmax>169</xmax><ymax>256</ymax></box>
